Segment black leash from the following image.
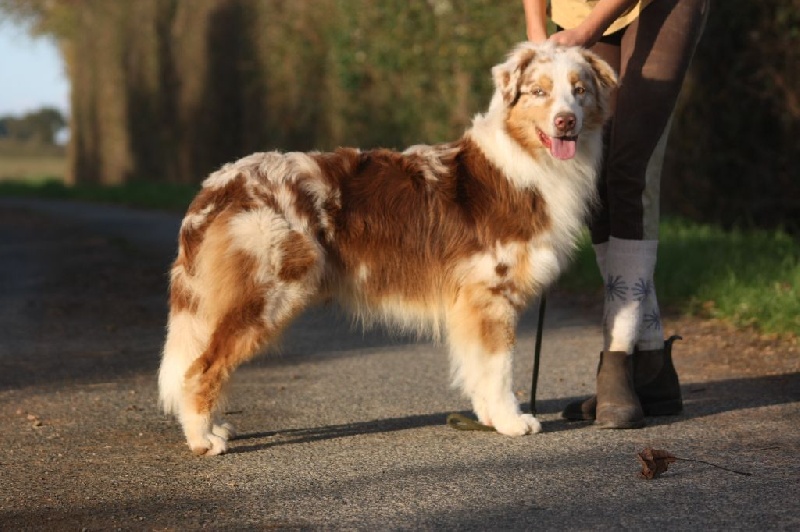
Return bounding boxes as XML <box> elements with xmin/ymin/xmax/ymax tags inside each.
<box><xmin>447</xmin><ymin>293</ymin><xmax>547</xmax><ymax>431</ymax></box>
<box><xmin>530</xmin><ymin>293</ymin><xmax>545</xmax><ymax>417</ymax></box>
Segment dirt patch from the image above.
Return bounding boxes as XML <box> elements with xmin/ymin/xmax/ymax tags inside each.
<box><xmin>667</xmin><ymin>314</ymin><xmax>799</xmax><ymax>381</ymax></box>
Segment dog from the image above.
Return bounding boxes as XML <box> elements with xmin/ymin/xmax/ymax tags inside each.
<box><xmin>158</xmin><ymin>42</ymin><xmax>617</xmax><ymax>455</ymax></box>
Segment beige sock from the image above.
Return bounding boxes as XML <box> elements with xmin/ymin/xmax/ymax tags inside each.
<box><xmin>602</xmin><ymin>237</ymin><xmax>660</xmax><ymax>353</ymax></box>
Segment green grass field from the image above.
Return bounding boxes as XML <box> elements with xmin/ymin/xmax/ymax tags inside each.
<box><xmin>0</xmin><ymin>179</ymin><xmax>198</xmax><ymax>212</ymax></box>
<box><xmin>0</xmin><ymin>155</ymin><xmax>66</xmax><ymax>182</ymax></box>
<box><xmin>1</xmin><ymin>179</ymin><xmax>798</xmax><ymax>337</ymax></box>
<box><xmin>0</xmin><ymin>140</ymin><xmax>68</xmax><ymax>182</ymax></box>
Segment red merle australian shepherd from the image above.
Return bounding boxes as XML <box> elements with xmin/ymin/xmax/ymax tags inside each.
<box><xmin>159</xmin><ymin>42</ymin><xmax>617</xmax><ymax>455</ymax></box>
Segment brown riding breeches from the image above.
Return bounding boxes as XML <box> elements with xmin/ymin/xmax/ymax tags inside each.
<box><xmin>590</xmin><ymin>0</ymin><xmax>710</xmax><ymax>244</ymax></box>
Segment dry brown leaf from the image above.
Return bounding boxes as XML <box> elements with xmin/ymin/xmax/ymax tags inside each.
<box><xmin>637</xmin><ymin>447</ymin><xmax>677</xmax><ymax>479</ymax></box>
<box><xmin>636</xmin><ymin>447</ymin><xmax>753</xmax><ymax>479</ymax></box>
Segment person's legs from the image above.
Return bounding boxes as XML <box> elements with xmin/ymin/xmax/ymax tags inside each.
<box><xmin>584</xmin><ymin>41</ymin><xmax>619</xmax><ymax>325</ymax></box>
<box><xmin>598</xmin><ymin>0</ymin><xmax>709</xmax><ymax>350</ymax></box>
<box><xmin>565</xmin><ymin>0</ymin><xmax>710</xmax><ymax>427</ymax></box>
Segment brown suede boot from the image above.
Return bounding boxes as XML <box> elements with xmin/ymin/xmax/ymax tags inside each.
<box><xmin>594</xmin><ymin>350</ymin><xmax>645</xmax><ymax>429</ymax></box>
<box><xmin>632</xmin><ymin>335</ymin><xmax>683</xmax><ymax>415</ymax></box>
<box><xmin>563</xmin><ymin>336</ymin><xmax>683</xmax><ymax>421</ymax></box>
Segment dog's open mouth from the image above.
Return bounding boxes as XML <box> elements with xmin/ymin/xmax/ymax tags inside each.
<box><xmin>537</xmin><ymin>128</ymin><xmax>578</xmax><ymax>160</ymax></box>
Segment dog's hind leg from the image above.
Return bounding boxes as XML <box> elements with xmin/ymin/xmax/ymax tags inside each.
<box><xmin>446</xmin><ymin>284</ymin><xmax>542</xmax><ymax>436</ymax></box>
<box><xmin>164</xmin><ymin>210</ymin><xmax>324</xmax><ymax>455</ymax></box>
<box><xmin>159</xmin><ymin>304</ymin><xmax>211</xmax><ymax>427</ymax></box>
<box><xmin>181</xmin><ymin>306</ymin><xmax>271</xmax><ymax>456</ymax></box>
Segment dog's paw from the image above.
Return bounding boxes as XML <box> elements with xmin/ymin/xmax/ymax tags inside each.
<box><xmin>212</xmin><ymin>421</ymin><xmax>237</xmax><ymax>441</ymax></box>
<box><xmin>189</xmin><ymin>433</ymin><xmax>228</xmax><ymax>456</ymax></box>
<box><xmin>494</xmin><ymin>413</ymin><xmax>542</xmax><ymax>436</ymax></box>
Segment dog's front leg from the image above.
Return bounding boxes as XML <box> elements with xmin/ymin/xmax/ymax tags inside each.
<box><xmin>446</xmin><ymin>286</ymin><xmax>542</xmax><ymax>436</ymax></box>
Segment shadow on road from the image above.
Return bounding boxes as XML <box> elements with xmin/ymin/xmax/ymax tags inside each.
<box><xmin>225</xmin><ymin>371</ymin><xmax>800</xmax><ymax>454</ymax></box>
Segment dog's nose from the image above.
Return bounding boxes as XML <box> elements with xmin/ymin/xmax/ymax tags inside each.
<box><xmin>554</xmin><ymin>112</ymin><xmax>577</xmax><ymax>135</ymax></box>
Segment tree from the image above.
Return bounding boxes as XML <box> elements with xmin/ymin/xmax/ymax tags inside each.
<box><xmin>0</xmin><ymin>107</ymin><xmax>66</xmax><ymax>144</ymax></box>
<box><xmin>2</xmin><ymin>0</ymin><xmax>797</xmax><ymax>230</ymax></box>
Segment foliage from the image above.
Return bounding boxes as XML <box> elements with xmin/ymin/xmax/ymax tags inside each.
<box><xmin>0</xmin><ymin>0</ymin><xmax>76</xmax><ymax>40</ymax></box>
<box><xmin>0</xmin><ymin>0</ymin><xmax>524</xmax><ymax>185</ymax></box>
<box><xmin>663</xmin><ymin>0</ymin><xmax>800</xmax><ymax>233</ymax></box>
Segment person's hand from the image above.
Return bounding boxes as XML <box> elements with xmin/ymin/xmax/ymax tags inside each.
<box><xmin>548</xmin><ymin>26</ymin><xmax>595</xmax><ymax>47</ymax></box>
<box><xmin>547</xmin><ymin>0</ymin><xmax>636</xmax><ymax>48</ymax></box>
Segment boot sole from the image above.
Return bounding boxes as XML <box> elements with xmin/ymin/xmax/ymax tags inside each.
<box><xmin>563</xmin><ymin>401</ymin><xmax>682</xmax><ymax>421</ymax></box>
<box><xmin>594</xmin><ymin>418</ymin><xmax>646</xmax><ymax>430</ymax></box>
<box><xmin>642</xmin><ymin>401</ymin><xmax>683</xmax><ymax>416</ymax></box>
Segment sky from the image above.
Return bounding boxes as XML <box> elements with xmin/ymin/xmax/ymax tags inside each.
<box><xmin>0</xmin><ymin>21</ymin><xmax>69</xmax><ymax>117</ymax></box>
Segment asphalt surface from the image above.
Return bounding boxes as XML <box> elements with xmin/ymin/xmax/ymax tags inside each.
<box><xmin>1</xmin><ymin>197</ymin><xmax>798</xmax><ymax>530</ymax></box>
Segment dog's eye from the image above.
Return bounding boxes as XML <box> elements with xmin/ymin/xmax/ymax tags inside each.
<box><xmin>574</xmin><ymin>86</ymin><xmax>586</xmax><ymax>96</ymax></box>
<box><xmin>519</xmin><ymin>88</ymin><xmax>549</xmax><ymax>101</ymax></box>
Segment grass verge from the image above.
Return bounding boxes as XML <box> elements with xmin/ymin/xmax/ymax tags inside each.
<box><xmin>0</xmin><ymin>179</ymin><xmax>198</xmax><ymax>212</ymax></box>
<box><xmin>2</xmin><ymin>180</ymin><xmax>798</xmax><ymax>337</ymax></box>
<box><xmin>560</xmin><ymin>219</ymin><xmax>800</xmax><ymax>337</ymax></box>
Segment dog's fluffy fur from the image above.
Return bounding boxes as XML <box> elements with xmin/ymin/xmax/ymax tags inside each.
<box><xmin>159</xmin><ymin>42</ymin><xmax>617</xmax><ymax>455</ymax></box>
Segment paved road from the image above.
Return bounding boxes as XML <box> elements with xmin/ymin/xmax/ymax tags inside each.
<box><xmin>1</xmin><ymin>197</ymin><xmax>798</xmax><ymax>530</ymax></box>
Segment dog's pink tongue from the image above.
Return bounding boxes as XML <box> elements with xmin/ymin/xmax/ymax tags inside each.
<box><xmin>550</xmin><ymin>138</ymin><xmax>577</xmax><ymax>160</ymax></box>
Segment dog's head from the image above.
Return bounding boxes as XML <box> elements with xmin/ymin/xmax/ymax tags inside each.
<box><xmin>492</xmin><ymin>42</ymin><xmax>617</xmax><ymax>161</ymax></box>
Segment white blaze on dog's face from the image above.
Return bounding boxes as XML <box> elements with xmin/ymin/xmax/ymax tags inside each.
<box><xmin>493</xmin><ymin>42</ymin><xmax>617</xmax><ymax>160</ymax></box>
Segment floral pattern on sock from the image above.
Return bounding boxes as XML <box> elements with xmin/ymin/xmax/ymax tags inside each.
<box><xmin>632</xmin><ymin>278</ymin><xmax>652</xmax><ymax>302</ymax></box>
<box><xmin>643</xmin><ymin>309</ymin><xmax>662</xmax><ymax>331</ymax></box>
<box><xmin>605</xmin><ymin>274</ymin><xmax>628</xmax><ymax>301</ymax></box>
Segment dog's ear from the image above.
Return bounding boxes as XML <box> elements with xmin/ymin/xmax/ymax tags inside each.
<box><xmin>492</xmin><ymin>43</ymin><xmax>538</xmax><ymax>106</ymax></box>
<box><xmin>579</xmin><ymin>48</ymin><xmax>618</xmax><ymax>118</ymax></box>
<box><xmin>580</xmin><ymin>48</ymin><xmax>618</xmax><ymax>92</ymax></box>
